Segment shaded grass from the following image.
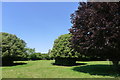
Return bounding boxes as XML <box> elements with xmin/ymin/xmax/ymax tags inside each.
<box><xmin>2</xmin><ymin>60</ymin><xmax>119</xmax><ymax>78</ymax></box>
<box><xmin>52</xmin><ymin>62</ymin><xmax>87</xmax><ymax>67</ymax></box>
<box><xmin>2</xmin><ymin>62</ymin><xmax>27</xmax><ymax>67</ymax></box>
<box><xmin>73</xmin><ymin>65</ymin><xmax>119</xmax><ymax>77</ymax></box>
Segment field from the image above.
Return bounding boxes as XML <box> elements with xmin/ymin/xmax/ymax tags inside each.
<box><xmin>2</xmin><ymin>60</ymin><xmax>119</xmax><ymax>78</ymax></box>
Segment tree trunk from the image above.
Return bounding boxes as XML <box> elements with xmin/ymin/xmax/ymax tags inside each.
<box><xmin>112</xmin><ymin>60</ymin><xmax>119</xmax><ymax>66</ymax></box>
<box><xmin>112</xmin><ymin>60</ymin><xmax>120</xmax><ymax>74</ymax></box>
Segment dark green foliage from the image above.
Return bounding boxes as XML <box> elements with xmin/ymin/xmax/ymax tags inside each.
<box><xmin>47</xmin><ymin>49</ymin><xmax>54</xmax><ymax>60</ymax></box>
<box><xmin>27</xmin><ymin>50</ymin><xmax>51</xmax><ymax>60</ymax></box>
<box><xmin>1</xmin><ymin>32</ymin><xmax>27</xmax><ymax>65</ymax></box>
<box><xmin>25</xmin><ymin>48</ymin><xmax>52</xmax><ymax>60</ymax></box>
<box><xmin>41</xmin><ymin>54</ymin><xmax>50</xmax><ymax>60</ymax></box>
<box><xmin>29</xmin><ymin>52</ymin><xmax>42</xmax><ymax>60</ymax></box>
<box><xmin>50</xmin><ymin>34</ymin><xmax>79</xmax><ymax>58</ymax></box>
<box><xmin>50</xmin><ymin>34</ymin><xmax>80</xmax><ymax>65</ymax></box>
<box><xmin>26</xmin><ymin>48</ymin><xmax>35</xmax><ymax>55</ymax></box>
<box><xmin>55</xmin><ymin>57</ymin><xmax>76</xmax><ymax>66</ymax></box>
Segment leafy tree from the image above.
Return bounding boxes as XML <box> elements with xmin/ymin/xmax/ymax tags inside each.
<box><xmin>50</xmin><ymin>34</ymin><xmax>79</xmax><ymax>58</ymax></box>
<box><xmin>48</xmin><ymin>49</ymin><xmax>51</xmax><ymax>55</ymax></box>
<box><xmin>29</xmin><ymin>52</ymin><xmax>42</xmax><ymax>60</ymax></box>
<box><xmin>47</xmin><ymin>49</ymin><xmax>54</xmax><ymax>60</ymax></box>
<box><xmin>1</xmin><ymin>32</ymin><xmax>27</xmax><ymax>65</ymax></box>
<box><xmin>50</xmin><ymin>34</ymin><xmax>80</xmax><ymax>65</ymax></box>
<box><xmin>26</xmin><ymin>48</ymin><xmax>35</xmax><ymax>55</ymax></box>
<box><xmin>69</xmin><ymin>2</ymin><xmax>120</xmax><ymax>66</ymax></box>
<box><xmin>25</xmin><ymin>48</ymin><xmax>43</xmax><ymax>60</ymax></box>
<box><xmin>41</xmin><ymin>54</ymin><xmax>50</xmax><ymax>60</ymax></box>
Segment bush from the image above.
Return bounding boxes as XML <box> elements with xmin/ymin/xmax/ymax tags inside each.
<box><xmin>55</xmin><ymin>57</ymin><xmax>76</xmax><ymax>66</ymax></box>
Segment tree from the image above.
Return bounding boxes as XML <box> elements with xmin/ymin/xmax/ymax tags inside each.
<box><xmin>26</xmin><ymin>48</ymin><xmax>35</xmax><ymax>59</ymax></box>
<box><xmin>51</xmin><ymin>34</ymin><xmax>79</xmax><ymax>58</ymax></box>
<box><xmin>69</xmin><ymin>2</ymin><xmax>120</xmax><ymax>67</ymax></box>
<box><xmin>47</xmin><ymin>49</ymin><xmax>54</xmax><ymax>60</ymax></box>
<box><xmin>26</xmin><ymin>48</ymin><xmax>35</xmax><ymax>55</ymax></box>
<box><xmin>50</xmin><ymin>34</ymin><xmax>79</xmax><ymax>65</ymax></box>
<box><xmin>41</xmin><ymin>54</ymin><xmax>49</xmax><ymax>60</ymax></box>
<box><xmin>29</xmin><ymin>52</ymin><xmax>42</xmax><ymax>60</ymax></box>
<box><xmin>25</xmin><ymin>48</ymin><xmax>43</xmax><ymax>60</ymax></box>
<box><xmin>1</xmin><ymin>32</ymin><xmax>27</xmax><ymax>65</ymax></box>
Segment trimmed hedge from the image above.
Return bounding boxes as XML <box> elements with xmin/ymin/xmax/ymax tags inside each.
<box><xmin>2</xmin><ymin>57</ymin><xmax>13</xmax><ymax>66</ymax></box>
<box><xmin>55</xmin><ymin>57</ymin><xmax>76</xmax><ymax>66</ymax></box>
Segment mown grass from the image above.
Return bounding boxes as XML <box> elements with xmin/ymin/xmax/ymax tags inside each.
<box><xmin>2</xmin><ymin>60</ymin><xmax>119</xmax><ymax>78</ymax></box>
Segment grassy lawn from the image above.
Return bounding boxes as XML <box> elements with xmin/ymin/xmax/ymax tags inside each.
<box><xmin>2</xmin><ymin>60</ymin><xmax>119</xmax><ymax>78</ymax></box>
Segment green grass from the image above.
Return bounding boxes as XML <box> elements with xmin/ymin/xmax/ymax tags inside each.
<box><xmin>2</xmin><ymin>60</ymin><xmax>119</xmax><ymax>78</ymax></box>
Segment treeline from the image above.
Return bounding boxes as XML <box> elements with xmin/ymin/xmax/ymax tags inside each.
<box><xmin>1</xmin><ymin>32</ymin><xmax>104</xmax><ymax>66</ymax></box>
<box><xmin>1</xmin><ymin>32</ymin><xmax>53</xmax><ymax>66</ymax></box>
<box><xmin>19</xmin><ymin>48</ymin><xmax>53</xmax><ymax>60</ymax></box>
<box><xmin>14</xmin><ymin>51</ymin><xmax>53</xmax><ymax>61</ymax></box>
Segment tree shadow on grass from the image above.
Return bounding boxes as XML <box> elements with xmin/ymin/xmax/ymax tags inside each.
<box><xmin>72</xmin><ymin>65</ymin><xmax>120</xmax><ymax>77</ymax></box>
<box><xmin>1</xmin><ymin>62</ymin><xmax>27</xmax><ymax>67</ymax></box>
<box><xmin>52</xmin><ymin>63</ymin><xmax>87</xmax><ymax>67</ymax></box>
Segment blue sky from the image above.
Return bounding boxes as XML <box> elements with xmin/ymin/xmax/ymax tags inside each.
<box><xmin>2</xmin><ymin>2</ymin><xmax>79</xmax><ymax>53</ymax></box>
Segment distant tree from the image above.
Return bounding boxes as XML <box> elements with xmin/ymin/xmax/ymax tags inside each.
<box><xmin>48</xmin><ymin>49</ymin><xmax>51</xmax><ymax>55</ymax></box>
<box><xmin>47</xmin><ymin>49</ymin><xmax>54</xmax><ymax>60</ymax></box>
<box><xmin>1</xmin><ymin>32</ymin><xmax>27</xmax><ymax>65</ymax></box>
<box><xmin>41</xmin><ymin>53</ymin><xmax>50</xmax><ymax>60</ymax></box>
<box><xmin>69</xmin><ymin>2</ymin><xmax>120</xmax><ymax>67</ymax></box>
<box><xmin>26</xmin><ymin>48</ymin><xmax>35</xmax><ymax>55</ymax></box>
<box><xmin>29</xmin><ymin>52</ymin><xmax>42</xmax><ymax>60</ymax></box>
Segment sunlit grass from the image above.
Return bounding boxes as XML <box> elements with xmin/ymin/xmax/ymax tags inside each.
<box><xmin>2</xmin><ymin>60</ymin><xmax>118</xmax><ymax>78</ymax></box>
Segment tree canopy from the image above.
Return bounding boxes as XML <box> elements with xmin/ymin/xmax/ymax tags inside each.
<box><xmin>1</xmin><ymin>32</ymin><xmax>27</xmax><ymax>60</ymax></box>
<box><xmin>50</xmin><ymin>34</ymin><xmax>79</xmax><ymax>58</ymax></box>
<box><xmin>69</xmin><ymin>2</ymin><xmax>120</xmax><ymax>62</ymax></box>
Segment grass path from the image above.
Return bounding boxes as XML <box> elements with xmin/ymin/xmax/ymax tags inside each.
<box><xmin>2</xmin><ymin>60</ymin><xmax>118</xmax><ymax>78</ymax></box>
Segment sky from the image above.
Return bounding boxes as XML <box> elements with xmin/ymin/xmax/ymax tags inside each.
<box><xmin>2</xmin><ymin>2</ymin><xmax>79</xmax><ymax>53</ymax></box>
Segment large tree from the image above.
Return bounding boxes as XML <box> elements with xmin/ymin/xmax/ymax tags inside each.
<box><xmin>69</xmin><ymin>2</ymin><xmax>120</xmax><ymax>66</ymax></box>
<box><xmin>50</xmin><ymin>34</ymin><xmax>79</xmax><ymax>58</ymax></box>
<box><xmin>1</xmin><ymin>32</ymin><xmax>27</xmax><ymax>65</ymax></box>
<box><xmin>50</xmin><ymin>34</ymin><xmax>80</xmax><ymax>65</ymax></box>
